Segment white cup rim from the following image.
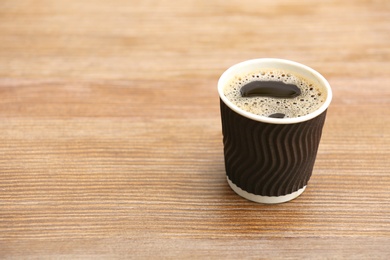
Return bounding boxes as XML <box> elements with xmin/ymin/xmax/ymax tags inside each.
<box><xmin>218</xmin><ymin>58</ymin><xmax>332</xmax><ymax>124</ymax></box>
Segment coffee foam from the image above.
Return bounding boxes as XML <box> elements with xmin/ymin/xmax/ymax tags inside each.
<box><xmin>223</xmin><ymin>69</ymin><xmax>327</xmax><ymax>118</ymax></box>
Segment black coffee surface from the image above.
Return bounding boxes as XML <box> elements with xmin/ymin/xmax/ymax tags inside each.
<box><xmin>240</xmin><ymin>81</ymin><xmax>301</xmax><ymax>98</ymax></box>
<box><xmin>268</xmin><ymin>113</ymin><xmax>285</xmax><ymax>118</ymax></box>
<box><xmin>223</xmin><ymin>69</ymin><xmax>326</xmax><ymax>118</ymax></box>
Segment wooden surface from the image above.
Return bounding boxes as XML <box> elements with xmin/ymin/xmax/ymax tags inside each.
<box><xmin>1</xmin><ymin>0</ymin><xmax>389</xmax><ymax>258</ymax></box>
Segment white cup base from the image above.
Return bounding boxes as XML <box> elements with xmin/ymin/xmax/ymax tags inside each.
<box><xmin>227</xmin><ymin>177</ymin><xmax>306</xmax><ymax>204</ymax></box>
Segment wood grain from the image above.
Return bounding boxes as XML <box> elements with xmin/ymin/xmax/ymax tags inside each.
<box><xmin>1</xmin><ymin>0</ymin><xmax>389</xmax><ymax>258</ymax></box>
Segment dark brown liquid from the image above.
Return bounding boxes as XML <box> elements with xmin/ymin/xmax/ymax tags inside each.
<box><xmin>224</xmin><ymin>69</ymin><xmax>326</xmax><ymax>118</ymax></box>
<box><xmin>268</xmin><ymin>113</ymin><xmax>285</xmax><ymax>118</ymax></box>
<box><xmin>240</xmin><ymin>81</ymin><xmax>301</xmax><ymax>98</ymax></box>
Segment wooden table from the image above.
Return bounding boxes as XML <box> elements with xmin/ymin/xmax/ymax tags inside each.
<box><xmin>1</xmin><ymin>0</ymin><xmax>389</xmax><ymax>258</ymax></box>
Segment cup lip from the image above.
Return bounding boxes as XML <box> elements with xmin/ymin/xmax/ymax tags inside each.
<box><xmin>218</xmin><ymin>58</ymin><xmax>332</xmax><ymax>124</ymax></box>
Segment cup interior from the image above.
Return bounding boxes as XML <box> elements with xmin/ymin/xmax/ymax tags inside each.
<box><xmin>218</xmin><ymin>58</ymin><xmax>332</xmax><ymax>124</ymax></box>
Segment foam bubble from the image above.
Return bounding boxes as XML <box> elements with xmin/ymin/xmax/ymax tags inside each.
<box><xmin>223</xmin><ymin>69</ymin><xmax>327</xmax><ymax>118</ymax></box>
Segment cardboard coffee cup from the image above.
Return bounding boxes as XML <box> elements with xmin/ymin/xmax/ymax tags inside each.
<box><xmin>218</xmin><ymin>58</ymin><xmax>332</xmax><ymax>204</ymax></box>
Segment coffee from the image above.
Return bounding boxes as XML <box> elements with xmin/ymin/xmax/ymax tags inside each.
<box><xmin>223</xmin><ymin>69</ymin><xmax>327</xmax><ymax>118</ymax></box>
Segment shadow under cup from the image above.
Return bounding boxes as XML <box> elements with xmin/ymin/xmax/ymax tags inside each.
<box><xmin>218</xmin><ymin>59</ymin><xmax>332</xmax><ymax>204</ymax></box>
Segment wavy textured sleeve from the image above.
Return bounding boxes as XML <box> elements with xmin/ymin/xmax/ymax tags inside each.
<box><xmin>220</xmin><ymin>99</ymin><xmax>327</xmax><ymax>197</ymax></box>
